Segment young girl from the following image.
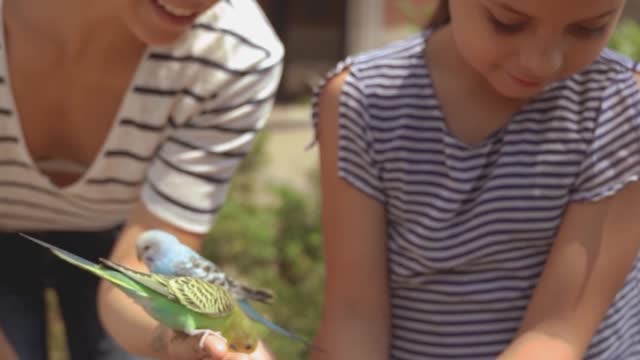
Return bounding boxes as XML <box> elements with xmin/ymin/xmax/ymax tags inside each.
<box><xmin>313</xmin><ymin>0</ymin><xmax>640</xmax><ymax>359</ymax></box>
<box><xmin>0</xmin><ymin>0</ymin><xmax>282</xmax><ymax>359</ymax></box>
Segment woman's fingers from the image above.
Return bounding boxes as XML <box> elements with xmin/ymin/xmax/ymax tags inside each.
<box><xmin>204</xmin><ymin>335</ymin><xmax>229</xmax><ymax>357</ymax></box>
<box><xmin>166</xmin><ymin>331</ymin><xmax>226</xmax><ymax>360</ymax></box>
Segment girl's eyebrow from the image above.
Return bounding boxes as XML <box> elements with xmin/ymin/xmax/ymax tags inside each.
<box><xmin>490</xmin><ymin>1</ymin><xmax>531</xmax><ymax>18</ymax></box>
<box><xmin>489</xmin><ymin>0</ymin><xmax>532</xmax><ymax>19</ymax></box>
<box><xmin>492</xmin><ymin>1</ymin><xmax>618</xmax><ymax>22</ymax></box>
<box><xmin>575</xmin><ymin>9</ymin><xmax>617</xmax><ymax>22</ymax></box>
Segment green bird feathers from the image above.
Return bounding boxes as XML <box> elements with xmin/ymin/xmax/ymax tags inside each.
<box><xmin>19</xmin><ymin>233</ymin><xmax>258</xmax><ymax>354</ymax></box>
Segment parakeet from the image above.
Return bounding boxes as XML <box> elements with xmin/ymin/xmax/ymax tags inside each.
<box><xmin>136</xmin><ymin>230</ymin><xmax>272</xmax><ymax>303</ymax></box>
<box><xmin>136</xmin><ymin>230</ymin><xmax>315</xmax><ymax>348</ymax></box>
<box><xmin>20</xmin><ymin>233</ymin><xmax>258</xmax><ymax>353</ymax></box>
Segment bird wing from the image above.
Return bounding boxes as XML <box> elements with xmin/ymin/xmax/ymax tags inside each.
<box><xmin>167</xmin><ymin>276</ymin><xmax>235</xmax><ymax>317</ymax></box>
<box><xmin>100</xmin><ymin>258</ymin><xmax>175</xmax><ymax>299</ymax></box>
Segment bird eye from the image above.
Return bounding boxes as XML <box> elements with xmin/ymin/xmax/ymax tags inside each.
<box><xmin>143</xmin><ymin>245</ymin><xmax>151</xmax><ymax>252</ymax></box>
<box><xmin>245</xmin><ymin>344</ymin><xmax>253</xmax><ymax>351</ymax></box>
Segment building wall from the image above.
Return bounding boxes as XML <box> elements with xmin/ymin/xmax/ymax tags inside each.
<box><xmin>384</xmin><ymin>0</ymin><xmax>436</xmax><ymax>27</ymax></box>
<box><xmin>258</xmin><ymin>0</ymin><xmax>347</xmax><ymax>100</ymax></box>
<box><xmin>625</xmin><ymin>2</ymin><xmax>640</xmax><ymax>20</ymax></box>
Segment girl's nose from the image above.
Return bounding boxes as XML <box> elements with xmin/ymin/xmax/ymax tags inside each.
<box><xmin>519</xmin><ymin>41</ymin><xmax>563</xmax><ymax>79</ymax></box>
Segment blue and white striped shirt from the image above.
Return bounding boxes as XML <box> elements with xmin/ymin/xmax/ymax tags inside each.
<box><xmin>313</xmin><ymin>31</ymin><xmax>640</xmax><ymax>359</ymax></box>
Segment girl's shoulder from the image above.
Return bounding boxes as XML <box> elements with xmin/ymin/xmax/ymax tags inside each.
<box><xmin>597</xmin><ymin>48</ymin><xmax>640</xmax><ymax>74</ymax></box>
<box><xmin>565</xmin><ymin>48</ymin><xmax>639</xmax><ymax>90</ymax></box>
<box><xmin>538</xmin><ymin>49</ymin><xmax>640</xmax><ymax>118</ymax></box>
<box><xmin>343</xmin><ymin>31</ymin><xmax>431</xmax><ymax>77</ymax></box>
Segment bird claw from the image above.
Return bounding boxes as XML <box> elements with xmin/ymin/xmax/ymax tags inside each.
<box><xmin>187</xmin><ymin>329</ymin><xmax>226</xmax><ymax>349</ymax></box>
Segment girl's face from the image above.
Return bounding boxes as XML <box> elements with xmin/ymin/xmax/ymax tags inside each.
<box><xmin>449</xmin><ymin>0</ymin><xmax>626</xmax><ymax>99</ymax></box>
<box><xmin>119</xmin><ymin>0</ymin><xmax>219</xmax><ymax>45</ymax></box>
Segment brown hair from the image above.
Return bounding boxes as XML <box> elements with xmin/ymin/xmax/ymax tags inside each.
<box><xmin>427</xmin><ymin>0</ymin><xmax>450</xmax><ymax>29</ymax></box>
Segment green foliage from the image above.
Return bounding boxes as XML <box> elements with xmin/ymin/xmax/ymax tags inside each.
<box><xmin>394</xmin><ymin>0</ymin><xmax>437</xmax><ymax>32</ymax></box>
<box><xmin>46</xmin><ymin>289</ymin><xmax>69</xmax><ymax>360</ymax></box>
<box><xmin>609</xmin><ymin>19</ymin><xmax>640</xmax><ymax>59</ymax></box>
<box><xmin>204</xmin><ymin>133</ymin><xmax>324</xmax><ymax>359</ymax></box>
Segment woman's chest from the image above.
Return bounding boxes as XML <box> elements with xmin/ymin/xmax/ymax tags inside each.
<box><xmin>10</xmin><ymin>61</ymin><xmax>132</xmax><ymax>167</ymax></box>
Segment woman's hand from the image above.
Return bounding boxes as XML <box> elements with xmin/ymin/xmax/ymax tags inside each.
<box><xmin>205</xmin><ymin>336</ymin><xmax>273</xmax><ymax>360</ymax></box>
<box><xmin>153</xmin><ymin>325</ymin><xmax>273</xmax><ymax>360</ymax></box>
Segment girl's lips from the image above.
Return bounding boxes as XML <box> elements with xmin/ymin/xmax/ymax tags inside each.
<box><xmin>510</xmin><ymin>74</ymin><xmax>542</xmax><ymax>88</ymax></box>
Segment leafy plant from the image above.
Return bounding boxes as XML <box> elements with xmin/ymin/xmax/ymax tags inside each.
<box><xmin>609</xmin><ymin>19</ymin><xmax>640</xmax><ymax>59</ymax></box>
<box><xmin>394</xmin><ymin>0</ymin><xmax>437</xmax><ymax>31</ymax></box>
<box><xmin>204</xmin><ymin>133</ymin><xmax>324</xmax><ymax>359</ymax></box>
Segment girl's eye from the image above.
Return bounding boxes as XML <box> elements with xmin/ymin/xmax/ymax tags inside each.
<box><xmin>489</xmin><ymin>15</ymin><xmax>527</xmax><ymax>34</ymax></box>
<box><xmin>570</xmin><ymin>24</ymin><xmax>608</xmax><ymax>38</ymax></box>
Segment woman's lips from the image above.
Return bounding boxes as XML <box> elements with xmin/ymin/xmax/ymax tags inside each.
<box><xmin>150</xmin><ymin>0</ymin><xmax>199</xmax><ymax>27</ymax></box>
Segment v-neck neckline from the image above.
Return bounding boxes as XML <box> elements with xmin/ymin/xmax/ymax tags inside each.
<box><xmin>0</xmin><ymin>0</ymin><xmax>149</xmax><ymax>193</ymax></box>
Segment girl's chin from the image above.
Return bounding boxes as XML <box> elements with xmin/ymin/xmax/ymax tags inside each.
<box><xmin>489</xmin><ymin>76</ymin><xmax>546</xmax><ymax>101</ymax></box>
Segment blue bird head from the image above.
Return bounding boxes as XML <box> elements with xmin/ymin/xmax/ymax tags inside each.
<box><xmin>136</xmin><ymin>229</ymin><xmax>191</xmax><ymax>274</ymax></box>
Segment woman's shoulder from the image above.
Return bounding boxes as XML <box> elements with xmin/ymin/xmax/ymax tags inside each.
<box><xmin>156</xmin><ymin>0</ymin><xmax>284</xmax><ymax>69</ymax></box>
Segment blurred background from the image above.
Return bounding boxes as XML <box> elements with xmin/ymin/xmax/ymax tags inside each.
<box><xmin>47</xmin><ymin>2</ymin><xmax>640</xmax><ymax>359</ymax></box>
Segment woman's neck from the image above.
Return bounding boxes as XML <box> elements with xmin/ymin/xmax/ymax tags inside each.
<box><xmin>3</xmin><ymin>0</ymin><xmax>140</xmax><ymax>62</ymax></box>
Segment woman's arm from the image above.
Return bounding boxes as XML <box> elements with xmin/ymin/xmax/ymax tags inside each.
<box><xmin>97</xmin><ymin>202</ymin><xmax>210</xmax><ymax>359</ymax></box>
<box><xmin>312</xmin><ymin>70</ymin><xmax>391</xmax><ymax>360</ymax></box>
<box><xmin>97</xmin><ymin>202</ymin><xmax>273</xmax><ymax>359</ymax></box>
<box><xmin>0</xmin><ymin>328</ymin><xmax>17</xmax><ymax>360</ymax></box>
<box><xmin>499</xmin><ymin>181</ymin><xmax>640</xmax><ymax>360</ymax></box>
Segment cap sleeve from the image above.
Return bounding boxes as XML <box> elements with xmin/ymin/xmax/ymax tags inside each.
<box><xmin>570</xmin><ymin>70</ymin><xmax>640</xmax><ymax>202</ymax></box>
<box><xmin>312</xmin><ymin>61</ymin><xmax>386</xmax><ymax>203</ymax></box>
<box><xmin>142</xmin><ymin>62</ymin><xmax>283</xmax><ymax>233</ymax></box>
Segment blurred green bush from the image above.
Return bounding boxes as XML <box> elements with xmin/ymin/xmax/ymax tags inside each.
<box><xmin>609</xmin><ymin>19</ymin><xmax>640</xmax><ymax>59</ymax></box>
<box><xmin>203</xmin><ymin>133</ymin><xmax>323</xmax><ymax>359</ymax></box>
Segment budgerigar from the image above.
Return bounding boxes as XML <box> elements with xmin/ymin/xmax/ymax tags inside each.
<box><xmin>136</xmin><ymin>230</ymin><xmax>315</xmax><ymax>348</ymax></box>
<box><xmin>136</xmin><ymin>230</ymin><xmax>272</xmax><ymax>303</ymax></box>
<box><xmin>20</xmin><ymin>233</ymin><xmax>259</xmax><ymax>353</ymax></box>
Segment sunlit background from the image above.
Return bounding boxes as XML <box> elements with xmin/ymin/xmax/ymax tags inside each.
<box><xmin>47</xmin><ymin>2</ymin><xmax>640</xmax><ymax>359</ymax></box>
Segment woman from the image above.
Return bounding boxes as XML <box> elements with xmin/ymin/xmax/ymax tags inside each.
<box><xmin>0</xmin><ymin>0</ymin><xmax>283</xmax><ymax>359</ymax></box>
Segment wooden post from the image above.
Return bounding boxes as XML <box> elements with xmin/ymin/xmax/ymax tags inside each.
<box><xmin>345</xmin><ymin>0</ymin><xmax>386</xmax><ymax>55</ymax></box>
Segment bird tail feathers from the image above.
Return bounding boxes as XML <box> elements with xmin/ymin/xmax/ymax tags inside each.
<box><xmin>19</xmin><ymin>233</ymin><xmax>148</xmax><ymax>297</ymax></box>
<box><xmin>239</xmin><ymin>286</ymin><xmax>273</xmax><ymax>303</ymax></box>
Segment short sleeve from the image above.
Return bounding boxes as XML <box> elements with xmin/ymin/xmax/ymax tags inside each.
<box><xmin>312</xmin><ymin>61</ymin><xmax>386</xmax><ymax>203</ymax></box>
<box><xmin>570</xmin><ymin>70</ymin><xmax>640</xmax><ymax>202</ymax></box>
<box><xmin>142</xmin><ymin>61</ymin><xmax>283</xmax><ymax>233</ymax></box>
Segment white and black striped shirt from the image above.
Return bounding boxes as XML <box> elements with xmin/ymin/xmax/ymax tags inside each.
<box><xmin>313</xmin><ymin>31</ymin><xmax>640</xmax><ymax>359</ymax></box>
<box><xmin>0</xmin><ymin>0</ymin><xmax>284</xmax><ymax>233</ymax></box>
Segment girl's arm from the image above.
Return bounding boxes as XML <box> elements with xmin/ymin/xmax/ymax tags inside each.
<box><xmin>96</xmin><ymin>202</ymin><xmax>272</xmax><ymax>360</ymax></box>
<box><xmin>312</xmin><ymin>70</ymin><xmax>391</xmax><ymax>360</ymax></box>
<box><xmin>499</xmin><ymin>181</ymin><xmax>640</xmax><ymax>360</ymax></box>
<box><xmin>500</xmin><ymin>70</ymin><xmax>640</xmax><ymax>360</ymax></box>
